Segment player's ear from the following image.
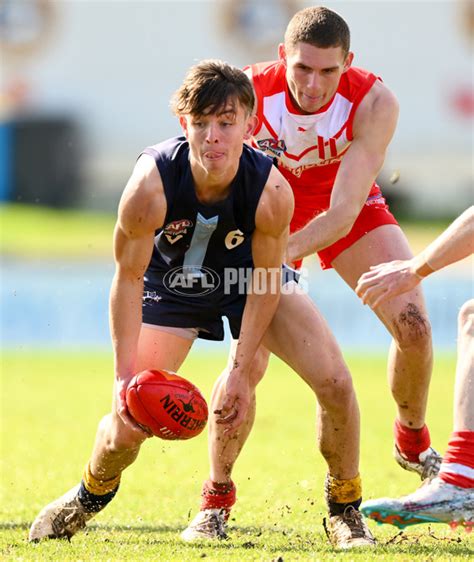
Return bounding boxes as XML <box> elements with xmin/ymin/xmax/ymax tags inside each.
<box><xmin>179</xmin><ymin>115</ymin><xmax>188</xmax><ymax>137</ymax></box>
<box><xmin>343</xmin><ymin>51</ymin><xmax>354</xmax><ymax>73</ymax></box>
<box><xmin>244</xmin><ymin>114</ymin><xmax>258</xmax><ymax>139</ymax></box>
<box><xmin>278</xmin><ymin>43</ymin><xmax>287</xmax><ymax>64</ymax></box>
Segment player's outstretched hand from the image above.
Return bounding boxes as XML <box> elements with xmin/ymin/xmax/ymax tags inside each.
<box><xmin>355</xmin><ymin>259</ymin><xmax>421</xmax><ymax>308</ymax></box>
<box><xmin>115</xmin><ymin>376</ymin><xmax>152</xmax><ymax>437</ymax></box>
<box><xmin>214</xmin><ymin>370</ymin><xmax>250</xmax><ymax>435</ymax></box>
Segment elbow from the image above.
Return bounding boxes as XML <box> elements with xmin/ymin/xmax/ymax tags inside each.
<box><xmin>337</xmin><ymin>222</ymin><xmax>353</xmax><ymax>240</ymax></box>
<box><xmin>337</xmin><ymin>211</ymin><xmax>360</xmax><ymax>239</ymax></box>
<box><xmin>115</xmin><ymin>265</ymin><xmax>145</xmax><ymax>285</ymax></box>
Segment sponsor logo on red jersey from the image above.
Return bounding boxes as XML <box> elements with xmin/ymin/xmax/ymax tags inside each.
<box><xmin>256</xmin><ymin>138</ymin><xmax>286</xmax><ymax>157</ymax></box>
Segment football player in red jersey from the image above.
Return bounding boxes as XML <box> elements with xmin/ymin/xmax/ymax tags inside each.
<box><xmin>184</xmin><ymin>6</ymin><xmax>440</xmax><ymax>547</ymax></box>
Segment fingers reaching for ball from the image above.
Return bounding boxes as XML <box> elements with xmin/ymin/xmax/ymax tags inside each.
<box><xmin>214</xmin><ymin>372</ymin><xmax>250</xmax><ymax>434</ymax></box>
<box><xmin>115</xmin><ymin>386</ymin><xmax>153</xmax><ymax>437</ymax></box>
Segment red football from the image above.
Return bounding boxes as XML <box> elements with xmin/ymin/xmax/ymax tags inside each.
<box><xmin>126</xmin><ymin>369</ymin><xmax>208</xmax><ymax>440</ymax></box>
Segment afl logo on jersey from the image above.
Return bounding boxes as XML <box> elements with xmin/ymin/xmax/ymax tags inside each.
<box><xmin>163</xmin><ymin>219</ymin><xmax>193</xmax><ymax>245</ymax></box>
<box><xmin>163</xmin><ymin>266</ymin><xmax>221</xmax><ymax>297</ymax></box>
<box><xmin>256</xmin><ymin>138</ymin><xmax>286</xmax><ymax>157</ymax></box>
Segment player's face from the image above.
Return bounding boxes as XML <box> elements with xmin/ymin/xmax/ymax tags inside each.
<box><xmin>280</xmin><ymin>42</ymin><xmax>353</xmax><ymax>114</ymax></box>
<box><xmin>179</xmin><ymin>101</ymin><xmax>257</xmax><ymax>177</ymax></box>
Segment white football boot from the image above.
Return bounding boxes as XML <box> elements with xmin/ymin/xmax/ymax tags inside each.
<box><xmin>323</xmin><ymin>506</ymin><xmax>376</xmax><ymax>549</ymax></box>
<box><xmin>361</xmin><ymin>477</ymin><xmax>474</xmax><ymax>529</ymax></box>
<box><xmin>29</xmin><ymin>485</ymin><xmax>98</xmax><ymax>541</ymax></box>
<box><xmin>181</xmin><ymin>508</ymin><xmax>229</xmax><ymax>541</ymax></box>
<box><xmin>394</xmin><ymin>446</ymin><xmax>442</xmax><ymax>481</ymax></box>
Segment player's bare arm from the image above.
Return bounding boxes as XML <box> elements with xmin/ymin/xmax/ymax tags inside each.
<box><xmin>110</xmin><ymin>154</ymin><xmax>167</xmax><ymax>430</ymax></box>
<box><xmin>287</xmin><ymin>80</ymin><xmax>399</xmax><ymax>262</ymax></box>
<box><xmin>356</xmin><ymin>206</ymin><xmax>474</xmax><ymax>308</ymax></box>
<box><xmin>216</xmin><ymin>167</ymin><xmax>294</xmax><ymax>431</ymax></box>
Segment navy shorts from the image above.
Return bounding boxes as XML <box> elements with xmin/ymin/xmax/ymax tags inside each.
<box><xmin>142</xmin><ymin>264</ymin><xmax>299</xmax><ymax>341</ymax></box>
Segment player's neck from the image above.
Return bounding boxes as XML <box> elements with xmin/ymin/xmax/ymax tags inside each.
<box><xmin>191</xmin><ymin>163</ymin><xmax>238</xmax><ymax>205</ymax></box>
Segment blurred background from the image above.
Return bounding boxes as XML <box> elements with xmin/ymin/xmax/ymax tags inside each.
<box><xmin>1</xmin><ymin>0</ymin><xmax>473</xmax><ymax>351</ymax></box>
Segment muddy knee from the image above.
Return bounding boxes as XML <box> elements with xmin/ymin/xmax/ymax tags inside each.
<box><xmin>392</xmin><ymin>302</ymin><xmax>432</xmax><ymax>350</ymax></box>
<box><xmin>314</xmin><ymin>371</ymin><xmax>355</xmax><ymax>411</ymax></box>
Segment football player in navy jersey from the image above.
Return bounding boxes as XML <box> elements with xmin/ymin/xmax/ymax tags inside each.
<box><xmin>29</xmin><ymin>59</ymin><xmax>374</xmax><ymax>548</ymax></box>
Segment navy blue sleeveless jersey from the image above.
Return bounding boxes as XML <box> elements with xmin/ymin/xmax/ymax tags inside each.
<box><xmin>140</xmin><ymin>136</ymin><xmax>273</xmax><ymax>341</ymax></box>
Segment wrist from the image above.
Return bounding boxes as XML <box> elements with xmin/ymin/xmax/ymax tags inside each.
<box><xmin>412</xmin><ymin>256</ymin><xmax>435</xmax><ymax>280</ymax></box>
<box><xmin>287</xmin><ymin>238</ymin><xmax>297</xmax><ymax>263</ymax></box>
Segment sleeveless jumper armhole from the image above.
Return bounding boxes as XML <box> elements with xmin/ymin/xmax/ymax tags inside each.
<box><xmin>346</xmin><ymin>73</ymin><xmax>379</xmax><ymax>141</ymax></box>
<box><xmin>250</xmin><ymin>64</ymin><xmax>265</xmax><ymax>136</ymax></box>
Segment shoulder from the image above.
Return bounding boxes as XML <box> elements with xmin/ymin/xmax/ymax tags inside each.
<box><xmin>241</xmin><ymin>143</ymin><xmax>273</xmax><ymax>170</ymax></box>
<box><xmin>356</xmin><ymin>80</ymin><xmax>399</xmax><ymax>121</ymax></box>
<box><xmin>255</xmin><ymin>165</ymin><xmax>294</xmax><ymax>236</ymax></box>
<box><xmin>353</xmin><ymin>80</ymin><xmax>399</xmax><ymax>137</ymax></box>
<box><xmin>144</xmin><ymin>136</ymin><xmax>189</xmax><ymax>167</ymax></box>
<box><xmin>118</xmin><ymin>152</ymin><xmax>167</xmax><ymax>238</ymax></box>
<box><xmin>244</xmin><ymin>60</ymin><xmax>285</xmax><ymax>91</ymax></box>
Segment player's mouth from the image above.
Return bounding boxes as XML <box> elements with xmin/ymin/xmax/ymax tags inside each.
<box><xmin>302</xmin><ymin>92</ymin><xmax>324</xmax><ymax>103</ymax></box>
<box><xmin>203</xmin><ymin>151</ymin><xmax>226</xmax><ymax>161</ymax></box>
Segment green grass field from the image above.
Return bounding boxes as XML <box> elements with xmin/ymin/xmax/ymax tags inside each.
<box><xmin>1</xmin><ymin>350</ymin><xmax>472</xmax><ymax>561</ymax></box>
<box><xmin>0</xmin><ymin>203</ymin><xmax>452</xmax><ymax>259</ymax></box>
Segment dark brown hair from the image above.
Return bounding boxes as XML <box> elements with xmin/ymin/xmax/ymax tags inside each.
<box><xmin>171</xmin><ymin>59</ymin><xmax>255</xmax><ymax>117</ymax></box>
<box><xmin>284</xmin><ymin>6</ymin><xmax>350</xmax><ymax>55</ymax></box>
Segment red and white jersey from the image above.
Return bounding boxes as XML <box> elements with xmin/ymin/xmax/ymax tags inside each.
<box><xmin>245</xmin><ymin>60</ymin><xmax>382</xmax><ymax>231</ymax></box>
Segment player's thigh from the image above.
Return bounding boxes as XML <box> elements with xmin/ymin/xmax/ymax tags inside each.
<box><xmin>135</xmin><ymin>324</ymin><xmax>194</xmax><ymax>372</ymax></box>
<box><xmin>263</xmin><ymin>290</ymin><xmax>348</xmax><ymax>389</ymax></box>
<box><xmin>332</xmin><ymin>224</ymin><xmax>413</xmax><ymax>289</ymax></box>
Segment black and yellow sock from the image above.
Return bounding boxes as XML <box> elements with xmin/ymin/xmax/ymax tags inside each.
<box><xmin>325</xmin><ymin>473</ymin><xmax>362</xmax><ymax>516</ymax></box>
<box><xmin>77</xmin><ymin>461</ymin><xmax>120</xmax><ymax>513</ymax></box>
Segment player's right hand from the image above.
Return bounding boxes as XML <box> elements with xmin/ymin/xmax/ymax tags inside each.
<box><xmin>114</xmin><ymin>376</ymin><xmax>152</xmax><ymax>437</ymax></box>
<box><xmin>214</xmin><ymin>369</ymin><xmax>250</xmax><ymax>435</ymax></box>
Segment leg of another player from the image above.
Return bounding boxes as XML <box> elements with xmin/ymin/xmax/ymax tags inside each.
<box><xmin>453</xmin><ymin>299</ymin><xmax>474</xmax><ymax>432</ymax></box>
<box><xmin>332</xmin><ymin>225</ymin><xmax>439</xmax><ymax>478</ymax></box>
<box><xmin>360</xmin><ymin>300</ymin><xmax>474</xmax><ymax>528</ymax></box>
<box><xmin>439</xmin><ymin>299</ymin><xmax>474</xmax><ymax>488</ymax></box>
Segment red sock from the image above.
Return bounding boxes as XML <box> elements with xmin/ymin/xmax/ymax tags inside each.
<box><xmin>439</xmin><ymin>431</ymin><xmax>474</xmax><ymax>488</ymax></box>
<box><xmin>200</xmin><ymin>479</ymin><xmax>236</xmax><ymax>515</ymax></box>
<box><xmin>394</xmin><ymin>419</ymin><xmax>431</xmax><ymax>462</ymax></box>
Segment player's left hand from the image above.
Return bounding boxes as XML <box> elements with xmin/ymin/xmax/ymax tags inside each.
<box><xmin>214</xmin><ymin>369</ymin><xmax>250</xmax><ymax>434</ymax></box>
